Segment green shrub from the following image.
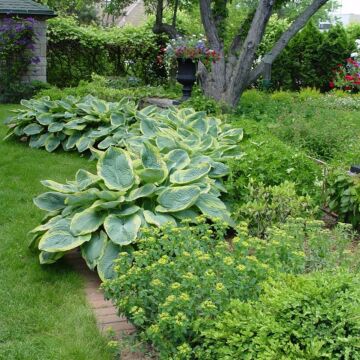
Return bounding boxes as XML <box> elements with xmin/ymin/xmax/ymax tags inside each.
<box><xmin>234</xmin><ymin>181</ymin><xmax>315</xmax><ymax>237</ymax></box>
<box><xmin>47</xmin><ymin>17</ymin><xmax>167</xmax><ymax>87</ymax></box>
<box><xmin>103</xmin><ymin>218</ymin><xmax>357</xmax><ymax>359</ymax></box>
<box><xmin>225</xmin><ymin>132</ymin><xmax>322</xmax><ymax>202</ymax></box>
<box><xmin>327</xmin><ymin>170</ymin><xmax>360</xmax><ymax>229</ymax></box>
<box><xmin>198</xmin><ymin>272</ymin><xmax>360</xmax><ymax>360</ymax></box>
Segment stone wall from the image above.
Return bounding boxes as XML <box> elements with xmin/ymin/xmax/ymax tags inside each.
<box><xmin>0</xmin><ymin>17</ymin><xmax>47</xmax><ymax>83</ymax></box>
<box><xmin>23</xmin><ymin>20</ymin><xmax>47</xmax><ymax>83</ymax></box>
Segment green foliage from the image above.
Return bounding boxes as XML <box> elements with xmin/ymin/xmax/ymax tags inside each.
<box><xmin>37</xmin><ymin>75</ymin><xmax>181</xmax><ymax>103</ymax></box>
<box><xmin>225</xmin><ymin>129</ymin><xmax>322</xmax><ymax>201</ymax></box>
<box><xmin>198</xmin><ymin>271</ymin><xmax>360</xmax><ymax>360</ymax></box>
<box><xmin>234</xmin><ymin>181</ymin><xmax>315</xmax><ymax>237</ymax></box>
<box><xmin>4</xmin><ymin>96</ymin><xmax>138</xmax><ymax>153</ymax></box>
<box><xmin>103</xmin><ymin>218</ymin><xmax>357</xmax><ymax>359</ymax></box>
<box><xmin>327</xmin><ymin>171</ymin><xmax>360</xmax><ymax>229</ymax></box>
<box><xmin>47</xmin><ymin>17</ymin><xmax>167</xmax><ymax>87</ymax></box>
<box><xmin>29</xmin><ymin>106</ymin><xmax>243</xmax><ymax>278</ymax></box>
<box><xmin>0</xmin><ymin>17</ymin><xmax>38</xmax><ymax>103</ymax></box>
<box><xmin>271</xmin><ymin>22</ymin><xmax>350</xmax><ymax>91</ymax></box>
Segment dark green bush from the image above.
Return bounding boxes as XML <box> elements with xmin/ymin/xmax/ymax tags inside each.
<box><xmin>198</xmin><ymin>272</ymin><xmax>360</xmax><ymax>360</ymax></box>
<box><xmin>103</xmin><ymin>219</ymin><xmax>357</xmax><ymax>359</ymax></box>
<box><xmin>225</xmin><ymin>131</ymin><xmax>322</xmax><ymax>202</ymax></box>
<box><xmin>47</xmin><ymin>17</ymin><xmax>167</xmax><ymax>87</ymax></box>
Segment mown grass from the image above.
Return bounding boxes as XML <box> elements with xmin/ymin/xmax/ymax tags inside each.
<box><xmin>0</xmin><ymin>105</ymin><xmax>113</xmax><ymax>360</ymax></box>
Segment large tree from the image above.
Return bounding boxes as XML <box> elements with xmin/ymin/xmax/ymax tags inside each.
<box><xmin>107</xmin><ymin>0</ymin><xmax>331</xmax><ymax>106</ymax></box>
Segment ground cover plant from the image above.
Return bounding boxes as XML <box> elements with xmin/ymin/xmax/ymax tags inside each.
<box><xmin>103</xmin><ymin>218</ymin><xmax>359</xmax><ymax>359</ymax></box>
<box><xmin>0</xmin><ymin>105</ymin><xmax>113</xmax><ymax>359</ymax></box>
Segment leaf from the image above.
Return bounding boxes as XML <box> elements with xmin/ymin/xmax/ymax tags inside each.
<box><xmin>70</xmin><ymin>208</ymin><xmax>106</xmax><ymax>236</ymax></box>
<box><xmin>48</xmin><ymin>122</ymin><xmax>64</xmax><ymax>133</ymax></box>
<box><xmin>45</xmin><ymin>134</ymin><xmax>61</xmax><ymax>152</ymax></box>
<box><xmin>127</xmin><ymin>184</ymin><xmax>157</xmax><ymax>201</ymax></box>
<box><xmin>110</xmin><ymin>113</ymin><xmax>125</xmax><ymax>126</ymax></box>
<box><xmin>41</xmin><ymin>180</ymin><xmax>77</xmax><ymax>193</ymax></box>
<box><xmin>97</xmin><ymin>147</ymin><xmax>135</xmax><ymax>191</ymax></box>
<box><xmin>65</xmin><ymin>189</ymin><xmax>99</xmax><ymax>206</ymax></box>
<box><xmin>23</xmin><ymin>123</ymin><xmax>43</xmax><ymax>136</ymax></box>
<box><xmin>34</xmin><ymin>192</ymin><xmax>67</xmax><ymax>211</ymax></box>
<box><xmin>170</xmin><ymin>163</ymin><xmax>211</xmax><ymax>184</ymax></box>
<box><xmin>209</xmin><ymin>162</ymin><xmax>230</xmax><ymax>178</ymax></box>
<box><xmin>39</xmin><ymin>251</ymin><xmax>65</xmax><ymax>264</ymax></box>
<box><xmin>195</xmin><ymin>193</ymin><xmax>235</xmax><ymax>226</ymax></box>
<box><xmin>81</xmin><ymin>231</ymin><xmax>108</xmax><ymax>270</ymax></box>
<box><xmin>143</xmin><ymin>210</ymin><xmax>176</xmax><ymax>227</ymax></box>
<box><xmin>29</xmin><ymin>133</ymin><xmax>49</xmax><ymax>148</ymax></box>
<box><xmin>37</xmin><ymin>113</ymin><xmax>54</xmax><ymax>125</ymax></box>
<box><xmin>139</xmin><ymin>116</ymin><xmax>159</xmax><ymax>137</ymax></box>
<box><xmin>104</xmin><ymin>214</ymin><xmax>141</xmax><ymax>245</ymax></box>
<box><xmin>97</xmin><ymin>241</ymin><xmax>121</xmax><ymax>281</ymax></box>
<box><xmin>113</xmin><ymin>205</ymin><xmax>140</xmax><ymax>217</ymax></box>
<box><xmin>75</xmin><ymin>169</ymin><xmax>100</xmax><ymax>190</ymax></box>
<box><xmin>165</xmin><ymin>149</ymin><xmax>190</xmax><ymax>172</ymax></box>
<box><xmin>157</xmin><ymin>185</ymin><xmax>201</xmax><ymax>212</ymax></box>
<box><xmin>39</xmin><ymin>230</ymin><xmax>91</xmax><ymax>252</ymax></box>
<box><xmin>76</xmin><ymin>136</ymin><xmax>95</xmax><ymax>153</ymax></box>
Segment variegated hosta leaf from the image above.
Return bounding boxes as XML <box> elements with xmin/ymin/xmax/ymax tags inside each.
<box><xmin>157</xmin><ymin>185</ymin><xmax>201</xmax><ymax>212</ymax></box>
<box><xmin>70</xmin><ymin>208</ymin><xmax>106</xmax><ymax>236</ymax></box>
<box><xmin>97</xmin><ymin>241</ymin><xmax>122</xmax><ymax>281</ymax></box>
<box><xmin>97</xmin><ymin>147</ymin><xmax>135</xmax><ymax>191</ymax></box>
<box><xmin>81</xmin><ymin>231</ymin><xmax>108</xmax><ymax>270</ymax></box>
<box><xmin>104</xmin><ymin>214</ymin><xmax>141</xmax><ymax>245</ymax></box>
<box><xmin>170</xmin><ymin>163</ymin><xmax>211</xmax><ymax>184</ymax></box>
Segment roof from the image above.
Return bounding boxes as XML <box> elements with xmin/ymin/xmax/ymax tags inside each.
<box><xmin>0</xmin><ymin>0</ymin><xmax>56</xmax><ymax>17</ymax></box>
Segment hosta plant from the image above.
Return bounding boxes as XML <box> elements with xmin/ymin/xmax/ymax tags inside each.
<box><xmin>4</xmin><ymin>95</ymin><xmax>138</xmax><ymax>152</ymax></box>
<box><xmin>30</xmin><ymin>143</ymin><xmax>235</xmax><ymax>280</ymax></box>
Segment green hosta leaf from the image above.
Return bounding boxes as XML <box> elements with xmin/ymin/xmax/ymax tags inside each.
<box><xmin>139</xmin><ymin>116</ymin><xmax>159</xmax><ymax>137</ymax></box>
<box><xmin>41</xmin><ymin>180</ymin><xmax>77</xmax><ymax>193</ymax></box>
<box><xmin>104</xmin><ymin>214</ymin><xmax>141</xmax><ymax>245</ymax></box>
<box><xmin>93</xmin><ymin>199</ymin><xmax>125</xmax><ymax>210</ymax></box>
<box><xmin>143</xmin><ymin>210</ymin><xmax>176</xmax><ymax>227</ymax></box>
<box><xmin>75</xmin><ymin>169</ymin><xmax>100</xmax><ymax>190</ymax></box>
<box><xmin>170</xmin><ymin>163</ymin><xmax>211</xmax><ymax>184</ymax></box>
<box><xmin>173</xmin><ymin>208</ymin><xmax>200</xmax><ymax>220</ymax></box>
<box><xmin>36</xmin><ymin>113</ymin><xmax>54</xmax><ymax>125</ymax></box>
<box><xmin>97</xmin><ymin>136</ymin><xmax>116</xmax><ymax>150</ymax></box>
<box><xmin>45</xmin><ymin>134</ymin><xmax>61</xmax><ymax>152</ymax></box>
<box><xmin>188</xmin><ymin>116</ymin><xmax>209</xmax><ymax>134</ymax></box>
<box><xmin>23</xmin><ymin>123</ymin><xmax>43</xmax><ymax>136</ymax></box>
<box><xmin>156</xmin><ymin>136</ymin><xmax>177</xmax><ymax>152</ymax></box>
<box><xmin>110</xmin><ymin>113</ymin><xmax>125</xmax><ymax>126</ymax></box>
<box><xmin>97</xmin><ymin>241</ymin><xmax>121</xmax><ymax>281</ymax></box>
<box><xmin>81</xmin><ymin>231</ymin><xmax>107</xmax><ymax>270</ymax></box>
<box><xmin>76</xmin><ymin>136</ymin><xmax>95</xmax><ymax>153</ymax></box>
<box><xmin>29</xmin><ymin>133</ymin><xmax>49</xmax><ymax>148</ymax></box>
<box><xmin>64</xmin><ymin>132</ymin><xmax>82</xmax><ymax>150</ymax></box>
<box><xmin>48</xmin><ymin>122</ymin><xmax>64</xmax><ymax>133</ymax></box>
<box><xmin>113</xmin><ymin>205</ymin><xmax>140</xmax><ymax>217</ymax></box>
<box><xmin>195</xmin><ymin>193</ymin><xmax>235</xmax><ymax>226</ymax></box>
<box><xmin>97</xmin><ymin>147</ymin><xmax>135</xmax><ymax>191</ymax></box>
<box><xmin>157</xmin><ymin>185</ymin><xmax>201</xmax><ymax>212</ymax></box>
<box><xmin>165</xmin><ymin>149</ymin><xmax>191</xmax><ymax>172</ymax></box>
<box><xmin>34</xmin><ymin>192</ymin><xmax>67</xmax><ymax>211</ymax></box>
<box><xmin>138</xmin><ymin>168</ymin><xmax>168</xmax><ymax>184</ymax></box>
<box><xmin>127</xmin><ymin>184</ymin><xmax>157</xmax><ymax>201</ymax></box>
<box><xmin>39</xmin><ymin>251</ymin><xmax>65</xmax><ymax>264</ymax></box>
<box><xmin>209</xmin><ymin>162</ymin><xmax>230</xmax><ymax>178</ymax></box>
<box><xmin>66</xmin><ymin>189</ymin><xmax>99</xmax><ymax>206</ymax></box>
<box><xmin>70</xmin><ymin>208</ymin><xmax>106</xmax><ymax>236</ymax></box>
<box><xmin>39</xmin><ymin>230</ymin><xmax>91</xmax><ymax>252</ymax></box>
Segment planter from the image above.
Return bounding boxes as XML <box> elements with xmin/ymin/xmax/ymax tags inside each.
<box><xmin>176</xmin><ymin>58</ymin><xmax>197</xmax><ymax>101</ymax></box>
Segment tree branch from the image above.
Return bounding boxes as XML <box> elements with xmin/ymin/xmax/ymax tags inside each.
<box><xmin>199</xmin><ymin>0</ymin><xmax>221</xmax><ymax>50</ymax></box>
<box><xmin>248</xmin><ymin>0</ymin><xmax>330</xmax><ymax>84</ymax></box>
<box><xmin>152</xmin><ymin>0</ymin><xmax>178</xmax><ymax>38</ymax></box>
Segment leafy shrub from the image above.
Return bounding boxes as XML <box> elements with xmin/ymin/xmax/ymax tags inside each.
<box><xmin>326</xmin><ymin>170</ymin><xmax>360</xmax><ymax>229</ymax></box>
<box><xmin>225</xmin><ymin>132</ymin><xmax>322</xmax><ymax>201</ymax></box>
<box><xmin>29</xmin><ymin>107</ymin><xmax>243</xmax><ymax>279</ymax></box>
<box><xmin>47</xmin><ymin>17</ymin><xmax>167</xmax><ymax>87</ymax></box>
<box><xmin>198</xmin><ymin>272</ymin><xmax>360</xmax><ymax>360</ymax></box>
<box><xmin>4</xmin><ymin>96</ymin><xmax>138</xmax><ymax>153</ymax></box>
<box><xmin>103</xmin><ymin>219</ymin><xmax>357</xmax><ymax>359</ymax></box>
<box><xmin>234</xmin><ymin>181</ymin><xmax>315</xmax><ymax>237</ymax></box>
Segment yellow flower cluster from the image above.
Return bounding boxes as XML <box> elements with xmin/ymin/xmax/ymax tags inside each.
<box><xmin>158</xmin><ymin>255</ymin><xmax>169</xmax><ymax>265</ymax></box>
<box><xmin>246</xmin><ymin>255</ymin><xmax>258</xmax><ymax>262</ymax></box>
<box><xmin>170</xmin><ymin>282</ymin><xmax>181</xmax><ymax>290</ymax></box>
<box><xmin>182</xmin><ymin>272</ymin><xmax>195</xmax><ymax>280</ymax></box>
<box><xmin>179</xmin><ymin>292</ymin><xmax>190</xmax><ymax>302</ymax></box>
<box><xmin>215</xmin><ymin>282</ymin><xmax>225</xmax><ymax>291</ymax></box>
<box><xmin>201</xmin><ymin>300</ymin><xmax>217</xmax><ymax>310</ymax></box>
<box><xmin>151</xmin><ymin>278</ymin><xmax>163</xmax><ymax>287</ymax></box>
<box><xmin>236</xmin><ymin>264</ymin><xmax>246</xmax><ymax>271</ymax></box>
<box><xmin>223</xmin><ymin>256</ymin><xmax>234</xmax><ymax>266</ymax></box>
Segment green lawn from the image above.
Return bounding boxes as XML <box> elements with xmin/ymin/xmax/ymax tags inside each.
<box><xmin>0</xmin><ymin>105</ymin><xmax>113</xmax><ymax>359</ymax></box>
